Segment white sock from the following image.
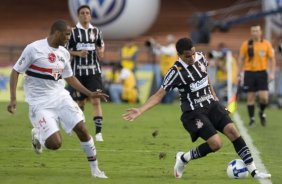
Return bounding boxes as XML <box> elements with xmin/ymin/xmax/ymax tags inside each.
<box><xmin>183</xmin><ymin>151</ymin><xmax>192</xmax><ymax>162</ymax></box>
<box><xmin>80</xmin><ymin>136</ymin><xmax>98</xmax><ymax>170</ymax></box>
<box><xmin>246</xmin><ymin>162</ymin><xmax>257</xmax><ymax>175</ymax></box>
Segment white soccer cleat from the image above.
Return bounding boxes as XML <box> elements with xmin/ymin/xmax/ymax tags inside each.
<box><xmin>95</xmin><ymin>133</ymin><xmax>104</xmax><ymax>142</ymax></box>
<box><xmin>31</xmin><ymin>128</ymin><xmax>42</xmax><ymax>154</ymax></box>
<box><xmin>174</xmin><ymin>152</ymin><xmax>187</xmax><ymax>178</ymax></box>
<box><xmin>91</xmin><ymin>169</ymin><xmax>108</xmax><ymax>178</ymax></box>
<box><xmin>254</xmin><ymin>171</ymin><xmax>271</xmax><ymax>179</ymax></box>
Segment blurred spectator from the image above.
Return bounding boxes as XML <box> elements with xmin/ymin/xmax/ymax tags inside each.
<box><xmin>206</xmin><ymin>52</ymin><xmax>217</xmax><ymax>87</ymax></box>
<box><xmin>210</xmin><ymin>43</ymin><xmax>238</xmax><ymax>104</ymax></box>
<box><xmin>109</xmin><ymin>63</ymin><xmax>138</xmax><ymax>103</ymax></box>
<box><xmin>153</xmin><ymin>34</ymin><xmax>178</xmax><ymax>103</ymax></box>
<box><xmin>121</xmin><ymin>40</ymin><xmax>139</xmax><ymax>73</ymax></box>
<box><xmin>0</xmin><ymin>74</ymin><xmax>8</xmax><ymax>90</ymax></box>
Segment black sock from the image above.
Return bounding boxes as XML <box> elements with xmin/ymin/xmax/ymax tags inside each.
<box><xmin>93</xmin><ymin>116</ymin><xmax>103</xmax><ymax>134</ymax></box>
<box><xmin>247</xmin><ymin>105</ymin><xmax>255</xmax><ymax>120</ymax></box>
<box><xmin>232</xmin><ymin>136</ymin><xmax>253</xmax><ymax>165</ymax></box>
<box><xmin>190</xmin><ymin>142</ymin><xmax>213</xmax><ymax>160</ymax></box>
<box><xmin>259</xmin><ymin>103</ymin><xmax>267</xmax><ymax>114</ymax></box>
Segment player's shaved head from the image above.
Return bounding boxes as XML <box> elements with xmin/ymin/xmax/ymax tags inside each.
<box><xmin>50</xmin><ymin>20</ymin><xmax>68</xmax><ymax>34</ymax></box>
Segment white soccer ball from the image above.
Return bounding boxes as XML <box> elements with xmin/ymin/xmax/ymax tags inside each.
<box><xmin>227</xmin><ymin>159</ymin><xmax>249</xmax><ymax>179</ymax></box>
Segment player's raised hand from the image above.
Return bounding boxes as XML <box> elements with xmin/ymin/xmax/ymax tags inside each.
<box><xmin>122</xmin><ymin>108</ymin><xmax>141</xmax><ymax>121</ymax></box>
<box><xmin>90</xmin><ymin>90</ymin><xmax>109</xmax><ymax>102</ymax></box>
<box><xmin>7</xmin><ymin>100</ymin><xmax>17</xmax><ymax>114</ymax></box>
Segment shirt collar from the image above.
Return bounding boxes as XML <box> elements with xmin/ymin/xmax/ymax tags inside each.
<box><xmin>179</xmin><ymin>57</ymin><xmax>188</xmax><ymax>68</ymax></box>
<box><xmin>178</xmin><ymin>52</ymin><xmax>200</xmax><ymax>67</ymax></box>
<box><xmin>76</xmin><ymin>22</ymin><xmax>94</xmax><ymax>30</ymax></box>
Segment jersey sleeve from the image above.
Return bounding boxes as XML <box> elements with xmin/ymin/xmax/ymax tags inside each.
<box><xmin>13</xmin><ymin>44</ymin><xmax>34</xmax><ymax>73</ymax></box>
<box><xmin>239</xmin><ymin>41</ymin><xmax>248</xmax><ymax>58</ymax></box>
<box><xmin>61</xmin><ymin>50</ymin><xmax>73</xmax><ymax>78</ymax></box>
<box><xmin>161</xmin><ymin>66</ymin><xmax>179</xmax><ymax>92</ymax></box>
<box><xmin>96</xmin><ymin>29</ymin><xmax>104</xmax><ymax>48</ymax></box>
<box><xmin>266</xmin><ymin>41</ymin><xmax>274</xmax><ymax>59</ymax></box>
<box><xmin>200</xmin><ymin>52</ymin><xmax>208</xmax><ymax>66</ymax></box>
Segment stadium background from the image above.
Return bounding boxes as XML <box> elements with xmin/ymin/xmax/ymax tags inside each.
<box><xmin>0</xmin><ymin>0</ymin><xmax>280</xmax><ymax>104</ymax></box>
<box><xmin>1</xmin><ymin>1</ymin><xmax>282</xmax><ymax>184</ymax></box>
<box><xmin>0</xmin><ymin>0</ymin><xmax>261</xmax><ymax>62</ymax></box>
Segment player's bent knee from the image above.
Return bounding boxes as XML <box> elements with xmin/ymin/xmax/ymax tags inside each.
<box><xmin>45</xmin><ymin>131</ymin><xmax>62</xmax><ymax>150</ymax></box>
<box><xmin>45</xmin><ymin>139</ymin><xmax>62</xmax><ymax>150</ymax></box>
<box><xmin>46</xmin><ymin>141</ymin><xmax>62</xmax><ymax>150</ymax></box>
<box><xmin>207</xmin><ymin>135</ymin><xmax>222</xmax><ymax>151</ymax></box>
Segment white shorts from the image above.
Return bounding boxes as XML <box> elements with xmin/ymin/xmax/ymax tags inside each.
<box><xmin>29</xmin><ymin>95</ymin><xmax>85</xmax><ymax>146</ymax></box>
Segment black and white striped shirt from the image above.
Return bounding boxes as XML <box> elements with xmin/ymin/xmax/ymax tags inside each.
<box><xmin>161</xmin><ymin>52</ymin><xmax>215</xmax><ymax>112</ymax></box>
<box><xmin>67</xmin><ymin>22</ymin><xmax>104</xmax><ymax>76</ymax></box>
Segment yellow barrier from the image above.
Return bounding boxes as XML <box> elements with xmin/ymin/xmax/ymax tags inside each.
<box><xmin>0</xmin><ymin>67</ymin><xmax>25</xmax><ymax>102</ymax></box>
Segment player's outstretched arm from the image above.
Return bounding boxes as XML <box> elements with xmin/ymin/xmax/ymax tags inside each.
<box><xmin>65</xmin><ymin>76</ymin><xmax>109</xmax><ymax>101</ymax></box>
<box><xmin>7</xmin><ymin>69</ymin><xmax>20</xmax><ymax>114</ymax></box>
<box><xmin>122</xmin><ymin>88</ymin><xmax>166</xmax><ymax>121</ymax></box>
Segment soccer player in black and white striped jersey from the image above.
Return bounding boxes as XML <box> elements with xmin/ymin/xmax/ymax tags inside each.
<box><xmin>123</xmin><ymin>37</ymin><xmax>271</xmax><ymax>179</ymax></box>
<box><xmin>67</xmin><ymin>5</ymin><xmax>105</xmax><ymax>142</ymax></box>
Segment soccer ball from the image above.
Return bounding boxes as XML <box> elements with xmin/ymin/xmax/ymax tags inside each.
<box><xmin>226</xmin><ymin>159</ymin><xmax>249</xmax><ymax>179</ymax></box>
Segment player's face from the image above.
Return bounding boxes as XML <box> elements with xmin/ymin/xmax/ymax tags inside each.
<box><xmin>78</xmin><ymin>8</ymin><xmax>91</xmax><ymax>24</ymax></box>
<box><xmin>179</xmin><ymin>47</ymin><xmax>196</xmax><ymax>65</ymax></box>
<box><xmin>57</xmin><ymin>26</ymin><xmax>71</xmax><ymax>46</ymax></box>
<box><xmin>251</xmin><ymin>26</ymin><xmax>262</xmax><ymax>40</ymax></box>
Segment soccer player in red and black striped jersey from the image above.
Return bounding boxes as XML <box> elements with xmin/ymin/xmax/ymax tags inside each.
<box><xmin>123</xmin><ymin>37</ymin><xmax>271</xmax><ymax>179</ymax></box>
<box><xmin>67</xmin><ymin>5</ymin><xmax>105</xmax><ymax>141</ymax></box>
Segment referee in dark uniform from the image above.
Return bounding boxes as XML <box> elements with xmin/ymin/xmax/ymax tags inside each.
<box><xmin>67</xmin><ymin>5</ymin><xmax>105</xmax><ymax>142</ymax></box>
<box><xmin>123</xmin><ymin>37</ymin><xmax>271</xmax><ymax>179</ymax></box>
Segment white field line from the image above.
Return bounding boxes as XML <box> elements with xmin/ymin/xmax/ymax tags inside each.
<box><xmin>234</xmin><ymin>112</ymin><xmax>272</xmax><ymax>184</ymax></box>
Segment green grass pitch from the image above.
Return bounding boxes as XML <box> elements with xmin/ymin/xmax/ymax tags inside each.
<box><xmin>0</xmin><ymin>102</ymin><xmax>281</xmax><ymax>184</ymax></box>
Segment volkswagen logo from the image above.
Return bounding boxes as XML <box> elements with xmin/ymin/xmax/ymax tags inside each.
<box><xmin>68</xmin><ymin>0</ymin><xmax>160</xmax><ymax>39</ymax></box>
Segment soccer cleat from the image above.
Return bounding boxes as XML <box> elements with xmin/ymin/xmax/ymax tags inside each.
<box><xmin>95</xmin><ymin>133</ymin><xmax>104</xmax><ymax>142</ymax></box>
<box><xmin>31</xmin><ymin>128</ymin><xmax>42</xmax><ymax>154</ymax></box>
<box><xmin>249</xmin><ymin>118</ymin><xmax>255</xmax><ymax>127</ymax></box>
<box><xmin>259</xmin><ymin>112</ymin><xmax>267</xmax><ymax>127</ymax></box>
<box><xmin>174</xmin><ymin>152</ymin><xmax>187</xmax><ymax>178</ymax></box>
<box><xmin>253</xmin><ymin>171</ymin><xmax>271</xmax><ymax>179</ymax></box>
<box><xmin>91</xmin><ymin>169</ymin><xmax>108</xmax><ymax>178</ymax></box>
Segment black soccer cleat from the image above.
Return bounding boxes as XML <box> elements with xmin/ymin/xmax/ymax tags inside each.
<box><xmin>249</xmin><ymin>118</ymin><xmax>255</xmax><ymax>127</ymax></box>
<box><xmin>259</xmin><ymin>112</ymin><xmax>267</xmax><ymax>127</ymax></box>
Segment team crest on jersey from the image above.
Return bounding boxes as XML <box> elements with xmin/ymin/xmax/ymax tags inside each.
<box><xmin>48</xmin><ymin>53</ymin><xmax>56</xmax><ymax>63</ymax></box>
<box><xmin>89</xmin><ymin>31</ymin><xmax>95</xmax><ymax>42</ymax></box>
<box><xmin>68</xmin><ymin>0</ymin><xmax>126</xmax><ymax>26</ymax></box>
<box><xmin>195</xmin><ymin>119</ymin><xmax>204</xmax><ymax>129</ymax></box>
<box><xmin>197</xmin><ymin>61</ymin><xmax>207</xmax><ymax>73</ymax></box>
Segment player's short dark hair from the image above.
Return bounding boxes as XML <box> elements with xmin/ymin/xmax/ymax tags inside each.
<box><xmin>176</xmin><ymin>38</ymin><xmax>194</xmax><ymax>55</ymax></box>
<box><xmin>50</xmin><ymin>20</ymin><xmax>68</xmax><ymax>34</ymax></box>
<box><xmin>77</xmin><ymin>5</ymin><xmax>91</xmax><ymax>15</ymax></box>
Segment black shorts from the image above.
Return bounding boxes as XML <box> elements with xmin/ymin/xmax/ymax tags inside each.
<box><xmin>243</xmin><ymin>71</ymin><xmax>268</xmax><ymax>92</ymax></box>
<box><xmin>181</xmin><ymin>101</ymin><xmax>232</xmax><ymax>142</ymax></box>
<box><xmin>67</xmin><ymin>74</ymin><xmax>103</xmax><ymax>101</ymax></box>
